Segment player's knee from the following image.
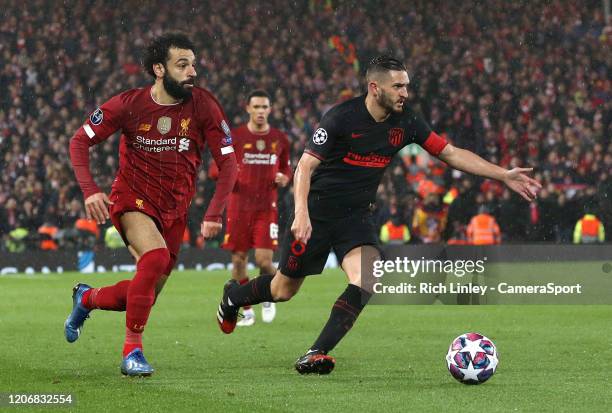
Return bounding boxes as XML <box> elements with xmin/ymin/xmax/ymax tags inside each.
<box><xmin>272</xmin><ymin>289</ymin><xmax>295</xmax><ymax>302</ymax></box>
<box><xmin>255</xmin><ymin>256</ymin><xmax>272</xmax><ymax>271</ymax></box>
<box><xmin>153</xmin><ymin>248</ymin><xmax>171</xmax><ymax>273</ymax></box>
<box><xmin>232</xmin><ymin>253</ymin><xmax>248</xmax><ymax>267</ymax></box>
<box><xmin>232</xmin><ymin>254</ymin><xmax>248</xmax><ymax>279</ymax></box>
<box><xmin>271</xmin><ymin>283</ymin><xmax>300</xmax><ymax>302</ymax></box>
<box><xmin>138</xmin><ymin>247</ymin><xmax>171</xmax><ymax>281</ymax></box>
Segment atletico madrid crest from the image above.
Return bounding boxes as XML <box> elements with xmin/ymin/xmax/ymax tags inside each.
<box><xmin>388</xmin><ymin>128</ymin><xmax>404</xmax><ymax>147</ymax></box>
<box><xmin>287</xmin><ymin>256</ymin><xmax>299</xmax><ymax>271</ymax></box>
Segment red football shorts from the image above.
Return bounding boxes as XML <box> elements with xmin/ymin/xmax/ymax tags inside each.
<box><xmin>223</xmin><ymin>209</ymin><xmax>279</xmax><ymax>252</ymax></box>
<box><xmin>109</xmin><ymin>187</ymin><xmax>186</xmax><ymax>272</ymax></box>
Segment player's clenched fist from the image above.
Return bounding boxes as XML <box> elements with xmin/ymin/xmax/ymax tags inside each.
<box><xmin>291</xmin><ymin>211</ymin><xmax>312</xmax><ymax>243</ymax></box>
<box><xmin>275</xmin><ymin>172</ymin><xmax>290</xmax><ymax>187</ymax></box>
<box><xmin>201</xmin><ymin>220</ymin><xmax>222</xmax><ymax>239</ymax></box>
<box><xmin>84</xmin><ymin>192</ymin><xmax>113</xmax><ymax>224</ymax></box>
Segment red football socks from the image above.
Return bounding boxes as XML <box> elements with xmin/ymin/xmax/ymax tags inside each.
<box><xmin>81</xmin><ymin>288</ymin><xmax>93</xmax><ymax>309</ymax></box>
<box><xmin>82</xmin><ymin>280</ymin><xmax>131</xmax><ymax>311</ymax></box>
<box><xmin>125</xmin><ymin>248</ymin><xmax>170</xmax><ymax>334</ymax></box>
<box><xmin>79</xmin><ymin>247</ymin><xmax>170</xmax><ymax>357</ymax></box>
<box><xmin>123</xmin><ymin>327</ymin><xmax>143</xmax><ymax>357</ymax></box>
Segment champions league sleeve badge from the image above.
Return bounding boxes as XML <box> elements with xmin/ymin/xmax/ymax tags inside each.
<box><xmin>90</xmin><ymin>108</ymin><xmax>103</xmax><ymax>125</ymax></box>
<box><xmin>221</xmin><ymin>120</ymin><xmax>232</xmax><ymax>145</ymax></box>
<box><xmin>312</xmin><ymin>128</ymin><xmax>328</xmax><ymax>145</ymax></box>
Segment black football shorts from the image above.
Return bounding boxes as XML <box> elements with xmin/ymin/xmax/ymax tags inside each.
<box><xmin>278</xmin><ymin>209</ymin><xmax>380</xmax><ymax>278</ymax></box>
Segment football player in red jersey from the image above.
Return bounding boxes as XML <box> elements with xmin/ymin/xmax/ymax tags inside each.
<box><xmin>222</xmin><ymin>90</ymin><xmax>291</xmax><ymax>326</ymax></box>
<box><xmin>65</xmin><ymin>33</ymin><xmax>237</xmax><ymax>376</ymax></box>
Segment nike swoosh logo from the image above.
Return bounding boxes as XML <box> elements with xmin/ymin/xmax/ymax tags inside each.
<box><xmin>351</xmin><ymin>133</ymin><xmax>364</xmax><ymax>138</ymax></box>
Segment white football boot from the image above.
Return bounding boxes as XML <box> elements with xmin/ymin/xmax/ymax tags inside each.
<box><xmin>237</xmin><ymin>307</ymin><xmax>255</xmax><ymax>327</ymax></box>
<box><xmin>261</xmin><ymin>302</ymin><xmax>276</xmax><ymax>323</ymax></box>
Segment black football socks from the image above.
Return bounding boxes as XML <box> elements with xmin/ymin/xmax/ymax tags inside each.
<box><xmin>311</xmin><ymin>284</ymin><xmax>372</xmax><ymax>354</ymax></box>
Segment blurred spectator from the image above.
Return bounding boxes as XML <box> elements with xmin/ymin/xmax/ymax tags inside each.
<box><xmin>379</xmin><ymin>213</ymin><xmax>411</xmax><ymax>245</ymax></box>
<box><xmin>447</xmin><ymin>222</ymin><xmax>469</xmax><ymax>245</ymax></box>
<box><xmin>6</xmin><ymin>226</ymin><xmax>29</xmax><ymax>253</ymax></box>
<box><xmin>466</xmin><ymin>206</ymin><xmax>501</xmax><ymax>245</ymax></box>
<box><xmin>573</xmin><ymin>213</ymin><xmax>605</xmax><ymax>244</ymax></box>
<box><xmin>443</xmin><ymin>178</ymin><xmax>477</xmax><ymax>240</ymax></box>
<box><xmin>38</xmin><ymin>220</ymin><xmax>59</xmax><ymax>250</ymax></box>
<box><xmin>104</xmin><ymin>226</ymin><xmax>124</xmax><ymax>249</ymax></box>
<box><xmin>411</xmin><ymin>193</ymin><xmax>447</xmax><ymax>243</ymax></box>
<box><xmin>496</xmin><ymin>189</ymin><xmax>530</xmax><ymax>242</ymax></box>
<box><xmin>75</xmin><ymin>216</ymin><xmax>100</xmax><ymax>240</ymax></box>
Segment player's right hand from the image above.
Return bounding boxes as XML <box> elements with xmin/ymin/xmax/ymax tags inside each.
<box><xmin>84</xmin><ymin>192</ymin><xmax>114</xmax><ymax>224</ymax></box>
<box><xmin>291</xmin><ymin>211</ymin><xmax>312</xmax><ymax>243</ymax></box>
<box><xmin>201</xmin><ymin>220</ymin><xmax>222</xmax><ymax>239</ymax></box>
<box><xmin>274</xmin><ymin>172</ymin><xmax>290</xmax><ymax>187</ymax></box>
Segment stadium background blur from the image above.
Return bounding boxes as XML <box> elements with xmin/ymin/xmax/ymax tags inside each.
<box><xmin>0</xmin><ymin>0</ymin><xmax>610</xmax><ymax>253</ymax></box>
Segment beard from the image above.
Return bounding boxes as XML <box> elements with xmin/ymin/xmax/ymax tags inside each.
<box><xmin>163</xmin><ymin>70</ymin><xmax>194</xmax><ymax>100</ymax></box>
<box><xmin>378</xmin><ymin>89</ymin><xmax>403</xmax><ymax>113</ymax></box>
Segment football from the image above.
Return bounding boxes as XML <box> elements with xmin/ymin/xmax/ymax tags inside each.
<box><xmin>446</xmin><ymin>332</ymin><xmax>499</xmax><ymax>384</ymax></box>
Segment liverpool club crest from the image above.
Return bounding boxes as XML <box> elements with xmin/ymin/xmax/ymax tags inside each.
<box><xmin>179</xmin><ymin>118</ymin><xmax>191</xmax><ymax>136</ymax></box>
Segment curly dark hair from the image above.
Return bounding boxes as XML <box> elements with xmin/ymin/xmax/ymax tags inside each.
<box><xmin>143</xmin><ymin>33</ymin><xmax>196</xmax><ymax>78</ymax></box>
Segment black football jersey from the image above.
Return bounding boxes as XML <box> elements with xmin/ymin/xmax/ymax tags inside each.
<box><xmin>304</xmin><ymin>95</ymin><xmax>445</xmax><ymax>217</ymax></box>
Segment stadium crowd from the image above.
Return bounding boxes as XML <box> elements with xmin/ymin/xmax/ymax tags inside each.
<box><xmin>0</xmin><ymin>0</ymin><xmax>610</xmax><ymax>251</ymax></box>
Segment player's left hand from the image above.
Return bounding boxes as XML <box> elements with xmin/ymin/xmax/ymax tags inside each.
<box><xmin>503</xmin><ymin>167</ymin><xmax>542</xmax><ymax>202</ymax></box>
<box><xmin>275</xmin><ymin>173</ymin><xmax>290</xmax><ymax>187</ymax></box>
<box><xmin>201</xmin><ymin>220</ymin><xmax>222</xmax><ymax>239</ymax></box>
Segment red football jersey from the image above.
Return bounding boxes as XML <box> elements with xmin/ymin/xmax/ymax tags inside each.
<box><xmin>70</xmin><ymin>85</ymin><xmax>237</xmax><ymax>221</ymax></box>
<box><xmin>228</xmin><ymin>125</ymin><xmax>291</xmax><ymax>211</ymax></box>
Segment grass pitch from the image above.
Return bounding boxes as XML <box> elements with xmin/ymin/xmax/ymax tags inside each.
<box><xmin>1</xmin><ymin>266</ymin><xmax>612</xmax><ymax>412</ymax></box>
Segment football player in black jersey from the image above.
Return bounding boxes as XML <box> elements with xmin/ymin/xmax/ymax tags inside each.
<box><xmin>217</xmin><ymin>55</ymin><xmax>541</xmax><ymax>375</ymax></box>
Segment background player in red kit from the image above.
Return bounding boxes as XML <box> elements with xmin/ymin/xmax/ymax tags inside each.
<box><xmin>65</xmin><ymin>33</ymin><xmax>237</xmax><ymax>376</ymax></box>
<box><xmin>222</xmin><ymin>90</ymin><xmax>291</xmax><ymax>326</ymax></box>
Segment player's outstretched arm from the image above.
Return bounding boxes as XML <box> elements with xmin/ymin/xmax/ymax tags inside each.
<box><xmin>291</xmin><ymin>152</ymin><xmax>321</xmax><ymax>243</ymax></box>
<box><xmin>437</xmin><ymin>144</ymin><xmax>541</xmax><ymax>202</ymax></box>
